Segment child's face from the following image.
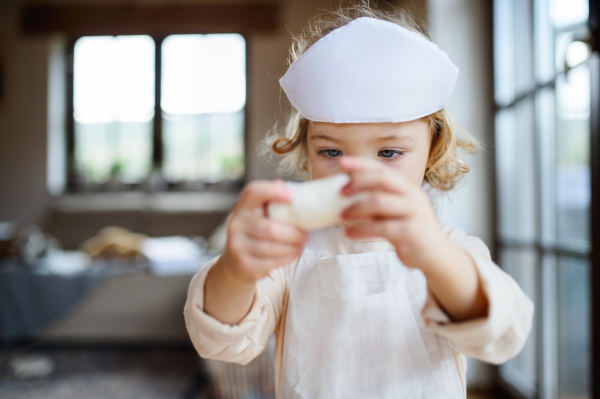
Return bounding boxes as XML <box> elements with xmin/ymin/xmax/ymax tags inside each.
<box><xmin>306</xmin><ymin>119</ymin><xmax>432</xmax><ymax>186</ymax></box>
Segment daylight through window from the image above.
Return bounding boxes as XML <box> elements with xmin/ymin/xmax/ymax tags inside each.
<box><xmin>72</xmin><ymin>33</ymin><xmax>246</xmax><ymax>188</ymax></box>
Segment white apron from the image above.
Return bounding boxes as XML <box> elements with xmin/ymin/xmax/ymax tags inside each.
<box><xmin>279</xmin><ymin>225</ymin><xmax>464</xmax><ymax>399</ymax></box>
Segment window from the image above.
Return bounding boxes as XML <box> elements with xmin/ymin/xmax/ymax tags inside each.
<box><xmin>69</xmin><ymin>33</ymin><xmax>246</xmax><ymax>191</ymax></box>
<box><xmin>74</xmin><ymin>35</ymin><xmax>155</xmax><ymax>184</ymax></box>
<box><xmin>494</xmin><ymin>0</ymin><xmax>593</xmax><ymax>397</ymax></box>
<box><xmin>161</xmin><ymin>34</ymin><xmax>246</xmax><ymax>183</ymax></box>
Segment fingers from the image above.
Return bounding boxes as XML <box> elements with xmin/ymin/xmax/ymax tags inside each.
<box><xmin>339</xmin><ymin>156</ymin><xmax>384</xmax><ymax>173</ymax></box>
<box><xmin>224</xmin><ymin>179</ymin><xmax>308</xmax><ymax>282</ymax></box>
<box><xmin>228</xmin><ymin>195</ymin><xmax>308</xmax><ymax>274</ymax></box>
<box><xmin>241</xmin><ymin>236</ymin><xmax>304</xmax><ymax>258</ymax></box>
<box><xmin>342</xmin><ymin>192</ymin><xmax>411</xmax><ymax>220</ymax></box>
<box><xmin>245</xmin><ymin>217</ymin><xmax>308</xmax><ymax>246</ymax></box>
<box><xmin>342</xmin><ymin>169</ymin><xmax>408</xmax><ymax>196</ymax></box>
<box><xmin>345</xmin><ymin>220</ymin><xmax>400</xmax><ymax>240</ymax></box>
<box><xmin>223</xmin><ymin>241</ymin><xmax>302</xmax><ymax>282</ymax></box>
<box><xmin>228</xmin><ymin>223</ymin><xmax>304</xmax><ymax>261</ymax></box>
<box><xmin>339</xmin><ymin>156</ymin><xmax>411</xmax><ymax>196</ymax></box>
<box><xmin>236</xmin><ymin>180</ymin><xmax>291</xmax><ymax>211</ymax></box>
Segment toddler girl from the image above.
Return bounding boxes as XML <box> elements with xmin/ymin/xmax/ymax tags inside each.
<box><xmin>185</xmin><ymin>4</ymin><xmax>533</xmax><ymax>398</ymax></box>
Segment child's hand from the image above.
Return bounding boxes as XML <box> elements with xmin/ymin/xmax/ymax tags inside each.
<box><xmin>339</xmin><ymin>156</ymin><xmax>452</xmax><ymax>274</ymax></box>
<box><xmin>339</xmin><ymin>156</ymin><xmax>488</xmax><ymax>321</ymax></box>
<box><xmin>220</xmin><ymin>180</ymin><xmax>308</xmax><ymax>284</ymax></box>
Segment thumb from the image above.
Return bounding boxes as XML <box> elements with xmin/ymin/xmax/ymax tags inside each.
<box><xmin>237</xmin><ymin>180</ymin><xmax>291</xmax><ymax>211</ymax></box>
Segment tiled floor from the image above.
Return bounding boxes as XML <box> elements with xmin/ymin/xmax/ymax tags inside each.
<box><xmin>0</xmin><ymin>347</ymin><xmax>202</xmax><ymax>399</ymax></box>
<box><xmin>0</xmin><ymin>346</ymin><xmax>494</xmax><ymax>399</ymax></box>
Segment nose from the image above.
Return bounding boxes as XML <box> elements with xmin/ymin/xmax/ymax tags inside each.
<box><xmin>343</xmin><ymin>152</ymin><xmax>375</xmax><ymax>160</ymax></box>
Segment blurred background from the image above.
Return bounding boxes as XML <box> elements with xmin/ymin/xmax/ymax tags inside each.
<box><xmin>0</xmin><ymin>0</ymin><xmax>597</xmax><ymax>398</ymax></box>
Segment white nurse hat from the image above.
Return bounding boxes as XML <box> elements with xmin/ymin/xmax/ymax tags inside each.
<box><xmin>279</xmin><ymin>17</ymin><xmax>459</xmax><ymax>123</ymax></box>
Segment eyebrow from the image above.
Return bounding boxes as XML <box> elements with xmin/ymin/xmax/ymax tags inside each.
<box><xmin>310</xmin><ymin>134</ymin><xmax>342</xmax><ymax>143</ymax></box>
<box><xmin>375</xmin><ymin>135</ymin><xmax>413</xmax><ymax>143</ymax></box>
<box><xmin>310</xmin><ymin>133</ymin><xmax>413</xmax><ymax>143</ymax></box>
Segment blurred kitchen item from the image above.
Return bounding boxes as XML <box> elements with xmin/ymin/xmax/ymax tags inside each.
<box><xmin>39</xmin><ymin>250</ymin><xmax>91</xmax><ymax>275</ymax></box>
<box><xmin>80</xmin><ymin>226</ymin><xmax>147</xmax><ymax>258</ymax></box>
<box><xmin>0</xmin><ymin>222</ymin><xmax>55</xmax><ymax>266</ymax></box>
<box><xmin>0</xmin><ymin>222</ymin><xmax>19</xmax><ymax>257</ymax></box>
<box><xmin>19</xmin><ymin>224</ymin><xmax>49</xmax><ymax>265</ymax></box>
<box><xmin>142</xmin><ymin>236</ymin><xmax>206</xmax><ymax>275</ymax></box>
<box><xmin>7</xmin><ymin>355</ymin><xmax>56</xmax><ymax>379</ymax></box>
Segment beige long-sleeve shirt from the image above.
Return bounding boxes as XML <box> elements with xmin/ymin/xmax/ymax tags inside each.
<box><xmin>184</xmin><ymin>224</ymin><xmax>534</xmax><ymax>398</ymax></box>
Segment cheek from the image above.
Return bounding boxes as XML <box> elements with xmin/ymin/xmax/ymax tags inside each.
<box><xmin>414</xmin><ymin>146</ymin><xmax>432</xmax><ymax>184</ymax></box>
<box><xmin>308</xmin><ymin>155</ymin><xmax>342</xmax><ymax>179</ymax></box>
<box><xmin>307</xmin><ymin>150</ymin><xmax>342</xmax><ymax>179</ymax></box>
<box><xmin>392</xmin><ymin>150</ymin><xmax>431</xmax><ymax>186</ymax></box>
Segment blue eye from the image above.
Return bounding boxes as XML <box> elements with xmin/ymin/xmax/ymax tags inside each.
<box><xmin>318</xmin><ymin>149</ymin><xmax>342</xmax><ymax>158</ymax></box>
<box><xmin>378</xmin><ymin>149</ymin><xmax>404</xmax><ymax>160</ymax></box>
<box><xmin>379</xmin><ymin>149</ymin><xmax>396</xmax><ymax>158</ymax></box>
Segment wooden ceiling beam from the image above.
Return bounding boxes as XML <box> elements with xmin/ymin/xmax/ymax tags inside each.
<box><xmin>21</xmin><ymin>3</ymin><xmax>280</xmax><ymax>36</ymax></box>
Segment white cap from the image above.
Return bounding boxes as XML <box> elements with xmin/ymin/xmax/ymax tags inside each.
<box><xmin>279</xmin><ymin>17</ymin><xmax>459</xmax><ymax>123</ymax></box>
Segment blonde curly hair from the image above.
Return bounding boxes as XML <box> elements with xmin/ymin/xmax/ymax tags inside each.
<box><xmin>263</xmin><ymin>1</ymin><xmax>477</xmax><ymax>191</ymax></box>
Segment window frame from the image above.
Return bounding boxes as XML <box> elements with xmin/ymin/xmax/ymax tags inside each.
<box><xmin>64</xmin><ymin>33</ymin><xmax>250</xmax><ymax>192</ymax></box>
<box><xmin>589</xmin><ymin>2</ymin><xmax>600</xmax><ymax>398</ymax></box>
<box><xmin>494</xmin><ymin>0</ymin><xmax>599</xmax><ymax>397</ymax></box>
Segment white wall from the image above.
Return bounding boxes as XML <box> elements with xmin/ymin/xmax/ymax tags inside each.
<box><xmin>0</xmin><ymin>0</ymin><xmax>51</xmax><ymax>224</ymax></box>
<box><xmin>427</xmin><ymin>0</ymin><xmax>495</xmax><ymax>246</ymax></box>
<box><xmin>427</xmin><ymin>0</ymin><xmax>496</xmax><ymax>388</ymax></box>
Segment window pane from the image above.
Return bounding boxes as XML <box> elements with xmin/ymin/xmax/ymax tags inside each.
<box><xmin>73</xmin><ymin>36</ymin><xmax>154</xmax><ymax>184</ymax></box>
<box><xmin>540</xmin><ymin>255</ymin><xmax>558</xmax><ymax>398</ymax></box>
<box><xmin>557</xmin><ymin>256</ymin><xmax>590</xmax><ymax>398</ymax></box>
<box><xmin>161</xmin><ymin>34</ymin><xmax>246</xmax><ymax>182</ymax></box>
<box><xmin>499</xmin><ymin>248</ymin><xmax>537</xmax><ymax>397</ymax></box>
<box><xmin>162</xmin><ymin>112</ymin><xmax>245</xmax><ymax>182</ymax></box>
<box><xmin>537</xmin><ymin>88</ymin><xmax>557</xmax><ymax>246</ymax></box>
<box><xmin>496</xmin><ymin>99</ymin><xmax>537</xmax><ymax>242</ymax></box>
<box><xmin>555</xmin><ymin>64</ymin><xmax>590</xmax><ymax>250</ymax></box>
<box><xmin>494</xmin><ymin>0</ymin><xmax>535</xmax><ymax>105</ymax></box>
<box><xmin>550</xmin><ymin>0</ymin><xmax>588</xmax><ymax>28</ymax></box>
<box><xmin>534</xmin><ymin>0</ymin><xmax>555</xmax><ymax>83</ymax></box>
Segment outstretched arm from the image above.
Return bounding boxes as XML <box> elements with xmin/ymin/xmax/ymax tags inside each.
<box><xmin>339</xmin><ymin>156</ymin><xmax>487</xmax><ymax>321</ymax></box>
<box><xmin>184</xmin><ymin>179</ymin><xmax>307</xmax><ymax>365</ymax></box>
<box><xmin>204</xmin><ymin>180</ymin><xmax>308</xmax><ymax>325</ymax></box>
<box><xmin>340</xmin><ymin>156</ymin><xmax>533</xmax><ymax>363</ymax></box>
